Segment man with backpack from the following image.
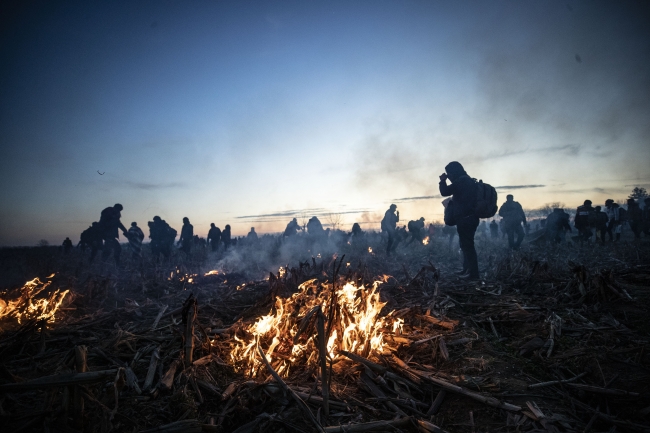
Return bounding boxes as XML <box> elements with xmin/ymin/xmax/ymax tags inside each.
<box><xmin>440</xmin><ymin>161</ymin><xmax>496</xmax><ymax>279</ymax></box>
<box><xmin>574</xmin><ymin>200</ymin><xmax>595</xmax><ymax>244</ymax></box>
<box><xmin>498</xmin><ymin>194</ymin><xmax>527</xmax><ymax>250</ymax></box>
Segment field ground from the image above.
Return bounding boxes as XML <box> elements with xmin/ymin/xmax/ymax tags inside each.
<box><xmin>0</xmin><ymin>231</ymin><xmax>649</xmax><ymax>433</ymax></box>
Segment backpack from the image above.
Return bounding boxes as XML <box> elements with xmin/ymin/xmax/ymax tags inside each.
<box><xmin>475</xmin><ymin>180</ymin><xmax>498</xmax><ymax>219</ymax></box>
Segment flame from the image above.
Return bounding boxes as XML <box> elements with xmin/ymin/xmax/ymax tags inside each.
<box><xmin>278</xmin><ymin>266</ymin><xmax>286</xmax><ymax>278</ymax></box>
<box><xmin>0</xmin><ymin>277</ymin><xmax>70</xmax><ymax>325</ymax></box>
<box><xmin>423</xmin><ymin>236</ymin><xmax>429</xmax><ymax>245</ymax></box>
<box><xmin>204</xmin><ymin>270</ymin><xmax>220</xmax><ymax>276</ymax></box>
<box><xmin>230</xmin><ymin>280</ymin><xmax>403</xmax><ymax>377</ymax></box>
<box><xmin>368</xmin><ymin>247</ymin><xmax>373</xmax><ymax>253</ymax></box>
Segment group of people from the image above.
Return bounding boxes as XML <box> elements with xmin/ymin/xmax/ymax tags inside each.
<box><xmin>76</xmin><ymin>205</ymin><xmax>247</xmax><ymax>264</ymax></box>
<box><xmin>68</xmin><ymin>161</ymin><xmax>648</xmax><ymax>276</ymax></box>
<box><xmin>574</xmin><ymin>198</ymin><xmax>650</xmax><ymax>243</ymax></box>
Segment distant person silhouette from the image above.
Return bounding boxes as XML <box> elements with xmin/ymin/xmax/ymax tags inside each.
<box><xmin>127</xmin><ymin>222</ymin><xmax>145</xmax><ymax>259</ymax></box>
<box><xmin>99</xmin><ymin>203</ymin><xmax>127</xmax><ymax>265</ymax></box>
<box><xmin>78</xmin><ymin>222</ymin><xmax>103</xmax><ymax>263</ymax></box>
<box><xmin>149</xmin><ymin>216</ymin><xmax>176</xmax><ymax>260</ymax></box>
<box><xmin>62</xmin><ymin>237</ymin><xmax>73</xmax><ymax>255</ymax></box>
<box><xmin>178</xmin><ymin>217</ymin><xmax>194</xmax><ymax>254</ymax></box>
<box><xmin>207</xmin><ymin>223</ymin><xmax>222</xmax><ymax>251</ymax></box>
<box><xmin>498</xmin><ymin>194</ymin><xmax>527</xmax><ymax>250</ymax></box>
<box><xmin>283</xmin><ymin>218</ymin><xmax>301</xmax><ymax>238</ymax></box>
<box><xmin>222</xmin><ymin>224</ymin><xmax>232</xmax><ymax>250</ymax></box>
<box><xmin>381</xmin><ymin>204</ymin><xmax>399</xmax><ymax>255</ymax></box>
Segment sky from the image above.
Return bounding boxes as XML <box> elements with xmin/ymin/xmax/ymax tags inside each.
<box><xmin>1</xmin><ymin>0</ymin><xmax>649</xmax><ymax>246</ymax></box>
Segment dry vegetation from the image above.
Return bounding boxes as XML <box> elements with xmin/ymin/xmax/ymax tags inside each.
<box><xmin>1</xmin><ymin>232</ymin><xmax>649</xmax><ymax>433</ymax></box>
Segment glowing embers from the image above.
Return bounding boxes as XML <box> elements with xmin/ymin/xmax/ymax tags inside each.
<box><xmin>0</xmin><ymin>275</ymin><xmax>70</xmax><ymax>325</ymax></box>
<box><xmin>204</xmin><ymin>270</ymin><xmax>220</xmax><ymax>276</ymax></box>
<box><xmin>230</xmin><ymin>279</ymin><xmax>403</xmax><ymax>378</ymax></box>
<box><xmin>423</xmin><ymin>236</ymin><xmax>430</xmax><ymax>245</ymax></box>
<box><xmin>169</xmin><ymin>268</ymin><xmax>197</xmax><ymax>284</ymax></box>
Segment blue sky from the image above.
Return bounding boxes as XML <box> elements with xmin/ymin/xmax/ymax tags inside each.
<box><xmin>1</xmin><ymin>1</ymin><xmax>649</xmax><ymax>245</ymax></box>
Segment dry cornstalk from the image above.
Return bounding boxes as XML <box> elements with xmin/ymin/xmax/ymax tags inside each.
<box><xmin>418</xmin><ymin>314</ymin><xmax>458</xmax><ymax>329</ymax></box>
<box><xmin>566</xmin><ymin>383</ymin><xmax>640</xmax><ymax>397</ymax></box>
<box><xmin>391</xmin><ymin>356</ymin><xmax>521</xmax><ymax>412</ymax></box>
<box><xmin>0</xmin><ymin>369</ymin><xmax>120</xmax><ymax>393</ymax></box>
<box><xmin>316</xmin><ymin>307</ymin><xmax>329</xmax><ymax>417</ymax></box>
<box><xmin>257</xmin><ymin>344</ymin><xmax>325</xmax><ymax>433</ymax></box>
<box><xmin>528</xmin><ymin>372</ymin><xmax>587</xmax><ymax>389</ymax></box>
<box><xmin>324</xmin><ymin>417</ymin><xmax>412</xmax><ymax>432</ymax></box>
<box><xmin>143</xmin><ymin>346</ymin><xmax>160</xmax><ymax>391</ymax></box>
<box><xmin>150</xmin><ymin>304</ymin><xmax>168</xmax><ymax>331</ymax></box>
<box><xmin>183</xmin><ymin>297</ymin><xmax>197</xmax><ymax>368</ymax></box>
<box><xmin>72</xmin><ymin>345</ymin><xmax>87</xmax><ymax>429</ymax></box>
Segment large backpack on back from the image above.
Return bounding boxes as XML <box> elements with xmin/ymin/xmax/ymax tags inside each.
<box><xmin>475</xmin><ymin>180</ymin><xmax>498</xmax><ymax>219</ymax></box>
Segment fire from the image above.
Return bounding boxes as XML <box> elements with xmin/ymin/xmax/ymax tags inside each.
<box><xmin>368</xmin><ymin>247</ymin><xmax>373</xmax><ymax>253</ymax></box>
<box><xmin>230</xmin><ymin>279</ymin><xmax>403</xmax><ymax>377</ymax></box>
<box><xmin>204</xmin><ymin>270</ymin><xmax>220</xmax><ymax>276</ymax></box>
<box><xmin>423</xmin><ymin>236</ymin><xmax>429</xmax><ymax>245</ymax></box>
<box><xmin>0</xmin><ymin>277</ymin><xmax>70</xmax><ymax>325</ymax></box>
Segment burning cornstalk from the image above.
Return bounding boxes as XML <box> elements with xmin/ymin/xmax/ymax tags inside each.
<box><xmin>231</xmin><ymin>279</ymin><xmax>403</xmax><ymax>378</ymax></box>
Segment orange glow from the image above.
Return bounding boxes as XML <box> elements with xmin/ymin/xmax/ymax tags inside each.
<box><xmin>230</xmin><ymin>279</ymin><xmax>403</xmax><ymax>377</ymax></box>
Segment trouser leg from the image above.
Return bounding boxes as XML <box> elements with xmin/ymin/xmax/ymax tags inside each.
<box><xmin>506</xmin><ymin>228</ymin><xmax>515</xmax><ymax>249</ymax></box>
<box><xmin>386</xmin><ymin>232</ymin><xmax>394</xmax><ymax>255</ymax></box>
<box><xmin>457</xmin><ymin>216</ymin><xmax>479</xmax><ymax>278</ymax></box>
<box><xmin>514</xmin><ymin>225</ymin><xmax>525</xmax><ymax>249</ymax></box>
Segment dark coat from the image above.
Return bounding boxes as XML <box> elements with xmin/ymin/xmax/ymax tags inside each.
<box><xmin>439</xmin><ymin>174</ymin><xmax>477</xmax><ymax>219</ymax></box>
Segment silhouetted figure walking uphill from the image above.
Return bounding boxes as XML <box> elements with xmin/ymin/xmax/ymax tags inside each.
<box><xmin>99</xmin><ymin>204</ymin><xmax>127</xmax><ymax>264</ymax></box>
<box><xmin>381</xmin><ymin>204</ymin><xmax>400</xmax><ymax>255</ymax></box>
<box><xmin>207</xmin><ymin>223</ymin><xmax>221</xmax><ymax>252</ymax></box>
<box><xmin>439</xmin><ymin>161</ymin><xmax>482</xmax><ymax>279</ymax></box>
<box><xmin>498</xmin><ymin>194</ymin><xmax>527</xmax><ymax>250</ymax></box>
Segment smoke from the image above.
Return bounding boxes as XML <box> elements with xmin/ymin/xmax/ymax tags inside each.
<box><xmin>352</xmin><ymin>2</ymin><xmax>650</xmax><ymax>195</ymax></box>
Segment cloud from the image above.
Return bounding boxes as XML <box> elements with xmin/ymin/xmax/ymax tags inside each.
<box><xmin>393</xmin><ymin>194</ymin><xmax>442</xmax><ymax>203</ymax></box>
<box><xmin>495</xmin><ymin>184</ymin><xmax>545</xmax><ymax>190</ymax></box>
<box><xmin>123</xmin><ymin>181</ymin><xmax>187</xmax><ymax>190</ymax></box>
<box><xmin>466</xmin><ymin>145</ymin><xmax>581</xmax><ymax>163</ymax></box>
<box><xmin>237</xmin><ymin>208</ymin><xmax>371</xmax><ymax>222</ymax></box>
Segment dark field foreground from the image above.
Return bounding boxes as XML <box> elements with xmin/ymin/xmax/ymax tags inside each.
<box><xmin>1</xmin><ymin>234</ymin><xmax>649</xmax><ymax>433</ymax></box>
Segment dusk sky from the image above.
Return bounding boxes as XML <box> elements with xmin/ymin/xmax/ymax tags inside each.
<box><xmin>1</xmin><ymin>1</ymin><xmax>649</xmax><ymax>246</ymax></box>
